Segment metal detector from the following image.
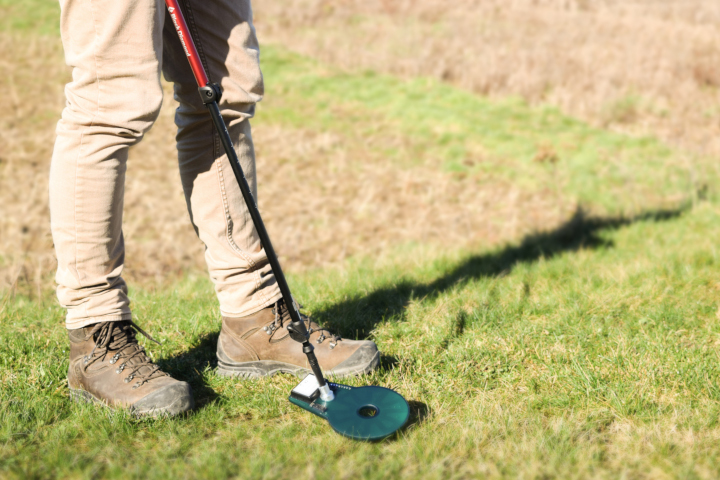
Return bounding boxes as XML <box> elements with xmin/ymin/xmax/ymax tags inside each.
<box><xmin>165</xmin><ymin>0</ymin><xmax>409</xmax><ymax>440</ymax></box>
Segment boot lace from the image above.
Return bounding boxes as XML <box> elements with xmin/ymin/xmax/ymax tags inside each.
<box><xmin>264</xmin><ymin>299</ymin><xmax>341</xmax><ymax>348</ymax></box>
<box><xmin>83</xmin><ymin>321</ymin><xmax>167</xmax><ymax>389</ymax></box>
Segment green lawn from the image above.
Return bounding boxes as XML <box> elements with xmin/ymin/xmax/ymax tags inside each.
<box><xmin>5</xmin><ymin>204</ymin><xmax>720</xmax><ymax>478</ymax></box>
<box><xmin>4</xmin><ymin>1</ymin><xmax>720</xmax><ymax>479</ymax></box>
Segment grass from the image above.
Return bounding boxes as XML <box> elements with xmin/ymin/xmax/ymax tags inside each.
<box><xmin>254</xmin><ymin>0</ymin><xmax>720</xmax><ymax>159</ymax></box>
<box><xmin>259</xmin><ymin>47</ymin><xmax>704</xmax><ymax>213</ymax></box>
<box><xmin>5</xmin><ymin>1</ymin><xmax>712</xmax><ymax>289</ymax></box>
<box><xmin>4</xmin><ymin>1</ymin><xmax>720</xmax><ymax>478</ymax></box>
<box><xmin>0</xmin><ymin>0</ymin><xmax>59</xmax><ymax>36</ymax></box>
<box><xmin>5</xmin><ymin>203</ymin><xmax>720</xmax><ymax>478</ymax></box>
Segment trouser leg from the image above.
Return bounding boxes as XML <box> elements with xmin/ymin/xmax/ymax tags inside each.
<box><xmin>162</xmin><ymin>0</ymin><xmax>281</xmax><ymax>317</ymax></box>
<box><xmin>50</xmin><ymin>0</ymin><xmax>165</xmax><ymax>328</ymax></box>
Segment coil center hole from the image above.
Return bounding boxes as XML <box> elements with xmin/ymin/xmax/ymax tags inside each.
<box><xmin>358</xmin><ymin>405</ymin><xmax>379</xmax><ymax>418</ymax></box>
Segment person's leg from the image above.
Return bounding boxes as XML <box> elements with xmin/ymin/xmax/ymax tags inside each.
<box><xmin>51</xmin><ymin>0</ymin><xmax>192</xmax><ymax>415</ymax></box>
<box><xmin>162</xmin><ymin>0</ymin><xmax>379</xmax><ymax>378</ymax></box>
<box><xmin>162</xmin><ymin>0</ymin><xmax>281</xmax><ymax>318</ymax></box>
<box><xmin>51</xmin><ymin>0</ymin><xmax>164</xmax><ymax>327</ymax></box>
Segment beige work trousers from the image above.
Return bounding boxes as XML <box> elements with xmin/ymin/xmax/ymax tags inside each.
<box><xmin>50</xmin><ymin>0</ymin><xmax>281</xmax><ymax>329</ymax></box>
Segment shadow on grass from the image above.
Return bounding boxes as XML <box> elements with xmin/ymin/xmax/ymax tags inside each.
<box><xmin>316</xmin><ymin>204</ymin><xmax>689</xmax><ymax>337</ymax></box>
<box><xmin>161</xmin><ymin>204</ymin><xmax>688</xmax><ymax>414</ymax></box>
<box><xmin>405</xmin><ymin>400</ymin><xmax>429</xmax><ymax>427</ymax></box>
<box><xmin>371</xmin><ymin>401</ymin><xmax>428</xmax><ymax>443</ymax></box>
<box><xmin>157</xmin><ymin>332</ymin><xmax>220</xmax><ymax>410</ymax></box>
<box><xmin>379</xmin><ymin>354</ymin><xmax>399</xmax><ymax>372</ymax></box>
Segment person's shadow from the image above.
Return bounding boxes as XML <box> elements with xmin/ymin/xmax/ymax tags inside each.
<box><xmin>161</xmin><ymin>204</ymin><xmax>688</xmax><ymax>413</ymax></box>
<box><xmin>312</xmin><ymin>204</ymin><xmax>688</xmax><ymax>338</ymax></box>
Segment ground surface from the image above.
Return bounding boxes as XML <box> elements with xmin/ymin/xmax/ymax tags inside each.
<box><xmin>2</xmin><ymin>1</ymin><xmax>720</xmax><ymax>478</ymax></box>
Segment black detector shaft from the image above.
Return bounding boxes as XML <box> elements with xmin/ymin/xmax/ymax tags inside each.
<box><xmin>202</xmin><ymin>91</ymin><xmax>330</xmax><ymax>391</ymax></box>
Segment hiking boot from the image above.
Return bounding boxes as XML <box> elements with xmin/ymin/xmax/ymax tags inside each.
<box><xmin>67</xmin><ymin>320</ymin><xmax>194</xmax><ymax>417</ymax></box>
<box><xmin>216</xmin><ymin>299</ymin><xmax>380</xmax><ymax>379</ymax></box>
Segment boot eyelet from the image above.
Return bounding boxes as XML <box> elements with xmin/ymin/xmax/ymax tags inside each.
<box><xmin>115</xmin><ymin>364</ymin><xmax>125</xmax><ymax>374</ymax></box>
<box><xmin>329</xmin><ymin>342</ymin><xmax>336</xmax><ymax>349</ymax></box>
<box><xmin>83</xmin><ymin>356</ymin><xmax>88</xmax><ymax>365</ymax></box>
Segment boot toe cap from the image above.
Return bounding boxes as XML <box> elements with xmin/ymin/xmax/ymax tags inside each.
<box><xmin>131</xmin><ymin>381</ymin><xmax>194</xmax><ymax>417</ymax></box>
<box><xmin>330</xmin><ymin>342</ymin><xmax>380</xmax><ymax>377</ymax></box>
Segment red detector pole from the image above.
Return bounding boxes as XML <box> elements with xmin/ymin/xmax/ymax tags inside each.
<box><xmin>165</xmin><ymin>0</ymin><xmax>209</xmax><ymax>87</ymax></box>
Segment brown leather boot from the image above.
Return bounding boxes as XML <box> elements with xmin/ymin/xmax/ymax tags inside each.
<box><xmin>67</xmin><ymin>320</ymin><xmax>194</xmax><ymax>417</ymax></box>
<box><xmin>216</xmin><ymin>299</ymin><xmax>380</xmax><ymax>379</ymax></box>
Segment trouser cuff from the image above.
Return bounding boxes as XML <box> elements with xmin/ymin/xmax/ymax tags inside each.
<box><xmin>65</xmin><ymin>312</ymin><xmax>132</xmax><ymax>330</ymax></box>
<box><xmin>220</xmin><ymin>290</ymin><xmax>283</xmax><ymax>319</ymax></box>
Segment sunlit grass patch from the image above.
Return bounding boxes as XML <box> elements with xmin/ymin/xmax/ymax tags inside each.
<box><xmin>259</xmin><ymin>46</ymin><xmax>706</xmax><ymax>213</ymax></box>
<box><xmin>4</xmin><ymin>202</ymin><xmax>720</xmax><ymax>477</ymax></box>
<box><xmin>0</xmin><ymin>0</ymin><xmax>59</xmax><ymax>36</ymax></box>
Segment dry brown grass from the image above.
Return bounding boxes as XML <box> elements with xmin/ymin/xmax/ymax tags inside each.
<box><xmin>5</xmin><ymin>0</ymin><xmax>718</xmax><ymax>296</ymax></box>
<box><xmin>254</xmin><ymin>0</ymin><xmax>720</xmax><ymax>157</ymax></box>
<box><xmin>0</xmin><ymin>35</ymin><xmax>63</xmax><ymax>298</ymax></box>
<box><xmin>0</xmin><ymin>32</ymin><xmax>573</xmax><ymax>296</ymax></box>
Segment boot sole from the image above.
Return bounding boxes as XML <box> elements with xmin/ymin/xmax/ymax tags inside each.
<box><xmin>216</xmin><ymin>350</ymin><xmax>380</xmax><ymax>380</ymax></box>
<box><xmin>69</xmin><ymin>386</ymin><xmax>194</xmax><ymax>418</ymax></box>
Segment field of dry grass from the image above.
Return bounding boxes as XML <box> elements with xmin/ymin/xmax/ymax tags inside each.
<box><xmin>2</xmin><ymin>0</ymin><xmax>719</xmax><ymax>298</ymax></box>
<box><xmin>255</xmin><ymin>0</ymin><xmax>720</xmax><ymax>157</ymax></box>
<box><xmin>0</xmin><ymin>33</ymin><xmax>573</xmax><ymax>297</ymax></box>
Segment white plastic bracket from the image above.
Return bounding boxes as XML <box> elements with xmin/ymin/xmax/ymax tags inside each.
<box><xmin>318</xmin><ymin>383</ymin><xmax>335</xmax><ymax>402</ymax></box>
